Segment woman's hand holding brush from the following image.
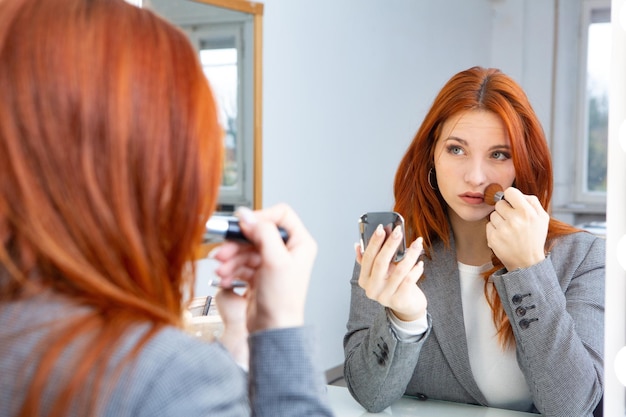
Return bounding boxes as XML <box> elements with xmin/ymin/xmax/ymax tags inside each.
<box><xmin>484</xmin><ymin>183</ymin><xmax>550</xmax><ymax>271</ymax></box>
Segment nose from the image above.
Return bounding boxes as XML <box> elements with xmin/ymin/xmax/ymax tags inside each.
<box><xmin>463</xmin><ymin>158</ymin><xmax>488</xmax><ymax>186</ymax></box>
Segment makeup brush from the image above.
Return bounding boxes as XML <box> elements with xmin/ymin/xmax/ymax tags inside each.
<box><xmin>484</xmin><ymin>183</ymin><xmax>505</xmax><ymax>205</ymax></box>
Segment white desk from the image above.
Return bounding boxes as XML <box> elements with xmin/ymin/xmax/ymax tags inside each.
<box><xmin>326</xmin><ymin>385</ymin><xmax>538</xmax><ymax>416</ymax></box>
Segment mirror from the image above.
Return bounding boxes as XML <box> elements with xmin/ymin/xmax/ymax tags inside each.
<box><xmin>146</xmin><ymin>0</ymin><xmax>264</xmax><ymax>213</ymax></box>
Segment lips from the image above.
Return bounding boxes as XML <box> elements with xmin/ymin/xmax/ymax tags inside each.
<box><xmin>459</xmin><ymin>193</ymin><xmax>485</xmax><ymax>205</ymax></box>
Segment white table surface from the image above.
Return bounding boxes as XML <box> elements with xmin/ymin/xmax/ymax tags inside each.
<box><xmin>326</xmin><ymin>385</ymin><xmax>538</xmax><ymax>417</ymax></box>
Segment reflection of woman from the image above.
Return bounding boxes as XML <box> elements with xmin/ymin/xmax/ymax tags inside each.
<box><xmin>344</xmin><ymin>67</ymin><xmax>604</xmax><ymax>416</ymax></box>
<box><xmin>0</xmin><ymin>1</ymin><xmax>332</xmax><ymax>416</ymax></box>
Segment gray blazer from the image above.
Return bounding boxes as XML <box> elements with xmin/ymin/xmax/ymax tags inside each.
<box><xmin>0</xmin><ymin>292</ymin><xmax>334</xmax><ymax>417</ymax></box>
<box><xmin>343</xmin><ymin>231</ymin><xmax>604</xmax><ymax>417</ymax></box>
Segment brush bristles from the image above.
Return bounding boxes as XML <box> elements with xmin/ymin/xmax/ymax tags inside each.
<box><xmin>484</xmin><ymin>183</ymin><xmax>504</xmax><ymax>206</ymax></box>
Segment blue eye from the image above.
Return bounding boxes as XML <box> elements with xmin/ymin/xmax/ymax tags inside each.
<box><xmin>447</xmin><ymin>145</ymin><xmax>464</xmax><ymax>155</ymax></box>
<box><xmin>492</xmin><ymin>151</ymin><xmax>511</xmax><ymax>160</ymax></box>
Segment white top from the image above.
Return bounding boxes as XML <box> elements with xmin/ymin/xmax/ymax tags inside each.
<box><xmin>458</xmin><ymin>262</ymin><xmax>533</xmax><ymax>411</ymax></box>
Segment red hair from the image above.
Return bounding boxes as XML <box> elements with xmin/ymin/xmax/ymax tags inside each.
<box><xmin>0</xmin><ymin>0</ymin><xmax>222</xmax><ymax>414</ymax></box>
<box><xmin>393</xmin><ymin>67</ymin><xmax>578</xmax><ymax>347</ymax></box>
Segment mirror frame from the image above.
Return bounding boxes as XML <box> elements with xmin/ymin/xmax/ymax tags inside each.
<box><xmin>195</xmin><ymin>0</ymin><xmax>264</xmax><ymax>210</ymax></box>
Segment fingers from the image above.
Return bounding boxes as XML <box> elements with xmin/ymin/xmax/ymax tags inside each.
<box><xmin>501</xmin><ymin>187</ymin><xmax>523</xmax><ymax>209</ymax></box>
<box><xmin>211</xmin><ymin>240</ymin><xmax>246</xmax><ymax>261</ymax></box>
<box><xmin>359</xmin><ymin>224</ymin><xmax>387</xmax><ymax>278</ymax></box>
<box><xmin>359</xmin><ymin>236</ymin><xmax>425</xmax><ymax>305</ymax></box>
<box><xmin>525</xmin><ymin>194</ymin><xmax>545</xmax><ymax>215</ymax></box>
<box><xmin>491</xmin><ymin>188</ymin><xmax>547</xmax><ymax>229</ymax></box>
<box><xmin>377</xmin><ymin>237</ymin><xmax>424</xmax><ymax>290</ymax></box>
<box><xmin>210</xmin><ymin>203</ymin><xmax>317</xmax><ymax>332</ymax></box>
<box><xmin>354</xmin><ymin>242</ymin><xmax>363</xmax><ymax>265</ymax></box>
<box><xmin>233</xmin><ymin>206</ymin><xmax>289</xmax><ymax>262</ymax></box>
<box><xmin>375</xmin><ymin>253</ymin><xmax>425</xmax><ymax>303</ymax></box>
<box><xmin>242</xmin><ymin>203</ymin><xmax>312</xmax><ymax>247</ymax></box>
<box><xmin>499</xmin><ymin>187</ymin><xmax>543</xmax><ymax>213</ymax></box>
<box><xmin>212</xmin><ymin>241</ymin><xmax>261</xmax><ymax>286</ymax></box>
<box><xmin>487</xmin><ymin>188</ymin><xmax>549</xmax><ymax>269</ymax></box>
<box><xmin>212</xmin><ymin>204</ymin><xmax>313</xmax><ymax>278</ymax></box>
<box><xmin>236</xmin><ymin>204</ymin><xmax>317</xmax><ymax>265</ymax></box>
<box><xmin>214</xmin><ymin>288</ymin><xmax>249</xmax><ymax>366</ymax></box>
<box><xmin>216</xmin><ymin>264</ymin><xmax>257</xmax><ymax>284</ymax></box>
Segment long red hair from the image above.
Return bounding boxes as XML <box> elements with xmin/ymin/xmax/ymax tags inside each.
<box><xmin>393</xmin><ymin>66</ymin><xmax>578</xmax><ymax>347</ymax></box>
<box><xmin>0</xmin><ymin>0</ymin><xmax>222</xmax><ymax>414</ymax></box>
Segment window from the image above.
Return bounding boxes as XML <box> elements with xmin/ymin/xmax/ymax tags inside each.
<box><xmin>148</xmin><ymin>0</ymin><xmax>261</xmax><ymax>213</ymax></box>
<box><xmin>578</xmin><ymin>1</ymin><xmax>610</xmax><ymax>203</ymax></box>
<box><xmin>199</xmin><ymin>38</ymin><xmax>242</xmax><ymax>195</ymax></box>
<box><xmin>183</xmin><ymin>22</ymin><xmax>254</xmax><ymax>212</ymax></box>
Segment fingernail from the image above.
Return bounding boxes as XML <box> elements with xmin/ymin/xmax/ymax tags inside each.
<box><xmin>392</xmin><ymin>225</ymin><xmax>402</xmax><ymax>238</ymax></box>
<box><xmin>235</xmin><ymin>206</ymin><xmax>257</xmax><ymax>224</ymax></box>
<box><xmin>412</xmin><ymin>237</ymin><xmax>425</xmax><ymax>255</ymax></box>
<box><xmin>355</xmin><ymin>242</ymin><xmax>364</xmax><ymax>254</ymax></box>
<box><xmin>375</xmin><ymin>224</ymin><xmax>384</xmax><ymax>235</ymax></box>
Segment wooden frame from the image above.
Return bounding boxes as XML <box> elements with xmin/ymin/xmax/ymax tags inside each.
<box><xmin>193</xmin><ymin>0</ymin><xmax>264</xmax><ymax>16</ymax></box>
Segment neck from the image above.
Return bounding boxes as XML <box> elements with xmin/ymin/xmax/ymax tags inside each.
<box><xmin>449</xmin><ymin>213</ymin><xmax>492</xmax><ymax>266</ymax></box>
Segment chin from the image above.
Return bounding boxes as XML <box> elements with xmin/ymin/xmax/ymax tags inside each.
<box><xmin>453</xmin><ymin>207</ymin><xmax>491</xmax><ymax>224</ymax></box>
<box><xmin>463</xmin><ymin>216</ymin><xmax>490</xmax><ymax>224</ymax></box>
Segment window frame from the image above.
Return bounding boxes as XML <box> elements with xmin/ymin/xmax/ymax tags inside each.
<box><xmin>147</xmin><ymin>0</ymin><xmax>263</xmax><ymax>214</ymax></box>
<box><xmin>180</xmin><ymin>18</ymin><xmax>255</xmax><ymax>211</ymax></box>
<box><xmin>188</xmin><ymin>23</ymin><xmax>252</xmax><ymax>210</ymax></box>
<box><xmin>575</xmin><ymin>0</ymin><xmax>611</xmax><ymax>204</ymax></box>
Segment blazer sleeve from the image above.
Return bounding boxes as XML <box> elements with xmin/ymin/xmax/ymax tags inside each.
<box><xmin>127</xmin><ymin>332</ymin><xmax>251</xmax><ymax>417</ymax></box>
<box><xmin>248</xmin><ymin>327</ymin><xmax>334</xmax><ymax>417</ymax></box>
<box><xmin>491</xmin><ymin>232</ymin><xmax>604</xmax><ymax>417</ymax></box>
<box><xmin>343</xmin><ymin>261</ymin><xmax>431</xmax><ymax>413</ymax></box>
<box><xmin>130</xmin><ymin>327</ymin><xmax>333</xmax><ymax>417</ymax></box>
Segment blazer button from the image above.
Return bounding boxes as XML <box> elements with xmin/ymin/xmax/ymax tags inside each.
<box><xmin>415</xmin><ymin>393</ymin><xmax>428</xmax><ymax>401</ymax></box>
<box><xmin>519</xmin><ymin>318</ymin><xmax>538</xmax><ymax>329</ymax></box>
<box><xmin>512</xmin><ymin>293</ymin><xmax>531</xmax><ymax>305</ymax></box>
<box><xmin>515</xmin><ymin>304</ymin><xmax>535</xmax><ymax>317</ymax></box>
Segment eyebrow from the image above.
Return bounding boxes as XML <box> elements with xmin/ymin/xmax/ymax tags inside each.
<box><xmin>444</xmin><ymin>136</ymin><xmax>511</xmax><ymax>151</ymax></box>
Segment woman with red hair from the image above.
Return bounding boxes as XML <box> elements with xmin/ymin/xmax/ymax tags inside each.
<box><xmin>0</xmin><ymin>0</ymin><xmax>332</xmax><ymax>416</ymax></box>
<box><xmin>344</xmin><ymin>67</ymin><xmax>604</xmax><ymax>416</ymax></box>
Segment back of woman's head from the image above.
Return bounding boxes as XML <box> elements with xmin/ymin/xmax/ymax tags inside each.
<box><xmin>1</xmin><ymin>0</ymin><xmax>223</xmax><ymax>414</ymax></box>
<box><xmin>0</xmin><ymin>0</ymin><xmax>222</xmax><ymax>320</ymax></box>
<box><xmin>394</xmin><ymin>66</ymin><xmax>552</xmax><ymax>249</ymax></box>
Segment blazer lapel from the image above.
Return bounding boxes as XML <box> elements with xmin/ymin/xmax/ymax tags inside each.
<box><xmin>420</xmin><ymin>238</ymin><xmax>488</xmax><ymax>405</ymax></box>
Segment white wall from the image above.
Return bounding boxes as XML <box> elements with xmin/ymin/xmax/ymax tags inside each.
<box><xmin>262</xmin><ymin>0</ymin><xmax>500</xmax><ymax>370</ymax></box>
